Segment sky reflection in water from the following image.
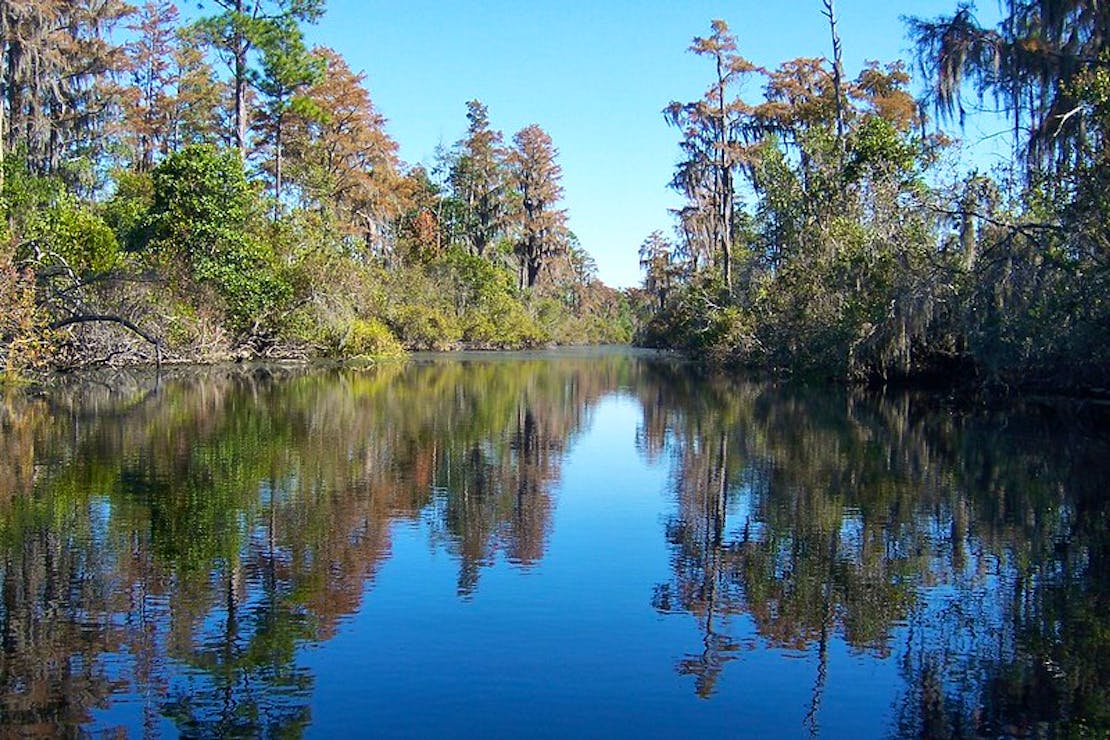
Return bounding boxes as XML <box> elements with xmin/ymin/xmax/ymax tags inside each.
<box><xmin>0</xmin><ymin>350</ymin><xmax>1106</xmax><ymax>737</ymax></box>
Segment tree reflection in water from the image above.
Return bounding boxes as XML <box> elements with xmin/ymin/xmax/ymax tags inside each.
<box><xmin>0</xmin><ymin>356</ymin><xmax>625</xmax><ymax>736</ymax></box>
<box><xmin>0</xmin><ymin>354</ymin><xmax>1105</xmax><ymax>737</ymax></box>
<box><xmin>642</xmin><ymin>362</ymin><xmax>1109</xmax><ymax>736</ymax></box>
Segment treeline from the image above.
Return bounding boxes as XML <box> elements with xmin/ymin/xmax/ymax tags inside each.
<box><xmin>636</xmin><ymin>3</ymin><xmax>1109</xmax><ymax>393</ymax></box>
<box><xmin>0</xmin><ymin>0</ymin><xmax>631</xmax><ymax>377</ymax></box>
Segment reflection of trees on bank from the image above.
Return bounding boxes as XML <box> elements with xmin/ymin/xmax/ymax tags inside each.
<box><xmin>0</xmin><ymin>354</ymin><xmax>633</xmax><ymax>735</ymax></box>
<box><xmin>641</xmin><ymin>364</ymin><xmax>1109</xmax><ymax>735</ymax></box>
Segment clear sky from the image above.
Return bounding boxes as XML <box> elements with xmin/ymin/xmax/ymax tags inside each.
<box><xmin>304</xmin><ymin>0</ymin><xmax>1000</xmax><ymax>288</ymax></box>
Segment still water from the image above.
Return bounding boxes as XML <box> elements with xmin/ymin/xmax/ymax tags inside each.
<box><xmin>0</xmin><ymin>349</ymin><xmax>1106</xmax><ymax>737</ymax></box>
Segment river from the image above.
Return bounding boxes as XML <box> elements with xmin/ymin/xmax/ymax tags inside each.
<box><xmin>0</xmin><ymin>348</ymin><xmax>1106</xmax><ymax>737</ymax></box>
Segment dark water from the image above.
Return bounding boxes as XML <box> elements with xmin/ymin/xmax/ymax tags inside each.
<box><xmin>0</xmin><ymin>349</ymin><xmax>1107</xmax><ymax>738</ymax></box>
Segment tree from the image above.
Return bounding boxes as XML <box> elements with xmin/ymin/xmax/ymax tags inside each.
<box><xmin>249</xmin><ymin>17</ymin><xmax>323</xmax><ymax>214</ymax></box>
<box><xmin>283</xmin><ymin>47</ymin><xmax>406</xmax><ymax>252</ymax></box>
<box><xmin>665</xmin><ymin>20</ymin><xmax>759</xmax><ymax>293</ymax></box>
<box><xmin>0</xmin><ymin>0</ymin><xmax>132</xmax><ymax>179</ymax></box>
<box><xmin>912</xmin><ymin>2</ymin><xmax>1110</xmax><ymax>389</ymax></box>
<box><xmin>508</xmin><ymin>124</ymin><xmax>567</xmax><ymax>289</ymax></box>
<box><xmin>639</xmin><ymin>230</ymin><xmax>680</xmax><ymax>310</ymax></box>
<box><xmin>447</xmin><ymin>100</ymin><xmax>509</xmax><ymax>258</ymax></box>
<box><xmin>195</xmin><ymin>0</ymin><xmax>324</xmax><ymax>159</ymax></box>
<box><xmin>122</xmin><ymin>1</ymin><xmax>181</xmax><ymax>171</ymax></box>
<box><xmin>909</xmin><ymin>0</ymin><xmax>1110</xmax><ymax>172</ymax></box>
<box><xmin>145</xmin><ymin>145</ymin><xmax>292</xmax><ymax>336</ymax></box>
<box><xmin>165</xmin><ymin>26</ymin><xmax>226</xmax><ymax>151</ymax></box>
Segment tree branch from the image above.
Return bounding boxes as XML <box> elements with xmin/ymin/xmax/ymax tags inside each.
<box><xmin>48</xmin><ymin>314</ymin><xmax>164</xmax><ymax>368</ymax></box>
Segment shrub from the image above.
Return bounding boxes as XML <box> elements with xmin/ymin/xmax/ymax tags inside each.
<box><xmin>389</xmin><ymin>304</ymin><xmax>461</xmax><ymax>350</ymax></box>
<box><xmin>335</xmin><ymin>318</ymin><xmax>405</xmax><ymax>359</ymax></box>
<box><xmin>145</xmin><ymin>145</ymin><xmax>294</xmax><ymax>336</ymax></box>
<box><xmin>0</xmin><ymin>259</ymin><xmax>50</xmax><ymax>379</ymax></box>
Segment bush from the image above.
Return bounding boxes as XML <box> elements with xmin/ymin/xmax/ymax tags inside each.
<box><xmin>334</xmin><ymin>318</ymin><xmax>405</xmax><ymax>359</ymax></box>
<box><xmin>102</xmin><ymin>170</ymin><xmax>154</xmax><ymax>252</ymax></box>
<box><xmin>0</xmin><ymin>259</ymin><xmax>50</xmax><ymax>379</ymax></box>
<box><xmin>461</xmin><ymin>291</ymin><xmax>547</xmax><ymax>348</ymax></box>
<box><xmin>36</xmin><ymin>200</ymin><xmax>122</xmax><ymax>274</ymax></box>
<box><xmin>388</xmin><ymin>304</ymin><xmax>461</xmax><ymax>350</ymax></box>
<box><xmin>145</xmin><ymin>145</ymin><xmax>294</xmax><ymax>337</ymax></box>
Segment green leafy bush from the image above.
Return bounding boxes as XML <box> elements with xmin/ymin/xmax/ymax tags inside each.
<box><xmin>144</xmin><ymin>145</ymin><xmax>295</xmax><ymax>336</ymax></box>
<box><xmin>335</xmin><ymin>318</ymin><xmax>405</xmax><ymax>358</ymax></box>
<box><xmin>389</xmin><ymin>304</ymin><xmax>461</xmax><ymax>350</ymax></box>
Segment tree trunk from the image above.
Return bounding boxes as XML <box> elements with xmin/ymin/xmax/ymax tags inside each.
<box><xmin>823</xmin><ymin>0</ymin><xmax>846</xmax><ymax>154</ymax></box>
<box><xmin>274</xmin><ymin>109</ymin><xmax>283</xmax><ymax>219</ymax></box>
<box><xmin>233</xmin><ymin>0</ymin><xmax>248</xmax><ymax>159</ymax></box>
<box><xmin>716</xmin><ymin>54</ymin><xmax>733</xmax><ymax>294</ymax></box>
<box><xmin>527</xmin><ymin>256</ymin><xmax>541</xmax><ymax>288</ymax></box>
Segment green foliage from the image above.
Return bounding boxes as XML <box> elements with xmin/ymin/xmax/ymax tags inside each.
<box><xmin>147</xmin><ymin>145</ymin><xmax>254</xmax><ymax>252</ymax></box>
<box><xmin>388</xmin><ymin>304</ymin><xmax>462</xmax><ymax>351</ymax></box>
<box><xmin>2</xmin><ymin>157</ymin><xmax>65</xmax><ymax>234</ymax></box>
<box><xmin>334</xmin><ymin>318</ymin><xmax>405</xmax><ymax>358</ymax></box>
<box><xmin>145</xmin><ymin>145</ymin><xmax>294</xmax><ymax>336</ymax></box>
<box><xmin>466</xmin><ymin>292</ymin><xmax>547</xmax><ymax>348</ymax></box>
<box><xmin>2</xmin><ymin>157</ymin><xmax>121</xmax><ymax>275</ymax></box>
<box><xmin>36</xmin><ymin>200</ymin><xmax>122</xmax><ymax>274</ymax></box>
<box><xmin>638</xmin><ymin>276</ymin><xmax>748</xmax><ymax>360</ymax></box>
<box><xmin>845</xmin><ymin>116</ymin><xmax>917</xmax><ymax>181</ymax></box>
<box><xmin>102</xmin><ymin>170</ymin><xmax>154</xmax><ymax>252</ymax></box>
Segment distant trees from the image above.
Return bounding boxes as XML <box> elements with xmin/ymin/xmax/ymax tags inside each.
<box><xmin>509</xmin><ymin>124</ymin><xmax>567</xmax><ymax>289</ymax></box>
<box><xmin>641</xmin><ymin>7</ymin><xmax>1108</xmax><ymax>391</ymax></box>
<box><xmin>0</xmin><ymin>1</ymin><xmax>621</xmax><ymax>370</ymax></box>
<box><xmin>639</xmin><ymin>231</ymin><xmax>679</xmax><ymax>311</ymax></box>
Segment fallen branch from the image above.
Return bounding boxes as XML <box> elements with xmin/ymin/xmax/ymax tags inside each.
<box><xmin>48</xmin><ymin>314</ymin><xmax>163</xmax><ymax>368</ymax></box>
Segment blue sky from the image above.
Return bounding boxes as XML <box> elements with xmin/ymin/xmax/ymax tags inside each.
<box><xmin>306</xmin><ymin>1</ymin><xmax>1000</xmax><ymax>288</ymax></box>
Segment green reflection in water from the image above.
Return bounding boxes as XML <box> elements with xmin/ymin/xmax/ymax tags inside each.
<box><xmin>0</xmin><ymin>353</ymin><xmax>1105</xmax><ymax>737</ymax></box>
<box><xmin>642</xmin><ymin>362</ymin><xmax>1108</xmax><ymax>735</ymax></box>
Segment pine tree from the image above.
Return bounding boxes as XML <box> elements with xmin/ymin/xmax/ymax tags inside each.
<box><xmin>195</xmin><ymin>0</ymin><xmax>324</xmax><ymax>159</ymax></box>
<box><xmin>250</xmin><ymin>17</ymin><xmax>323</xmax><ymax>214</ymax></box>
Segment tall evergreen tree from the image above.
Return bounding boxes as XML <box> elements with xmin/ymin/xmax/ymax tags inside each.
<box><xmin>250</xmin><ymin>16</ymin><xmax>323</xmax><ymax>214</ymax></box>
<box><xmin>195</xmin><ymin>0</ymin><xmax>324</xmax><ymax>159</ymax></box>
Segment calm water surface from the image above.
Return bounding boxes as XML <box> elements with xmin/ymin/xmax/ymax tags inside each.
<box><xmin>0</xmin><ymin>349</ymin><xmax>1107</xmax><ymax>737</ymax></box>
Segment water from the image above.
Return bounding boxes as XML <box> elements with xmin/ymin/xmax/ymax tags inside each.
<box><xmin>0</xmin><ymin>349</ymin><xmax>1106</xmax><ymax>737</ymax></box>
